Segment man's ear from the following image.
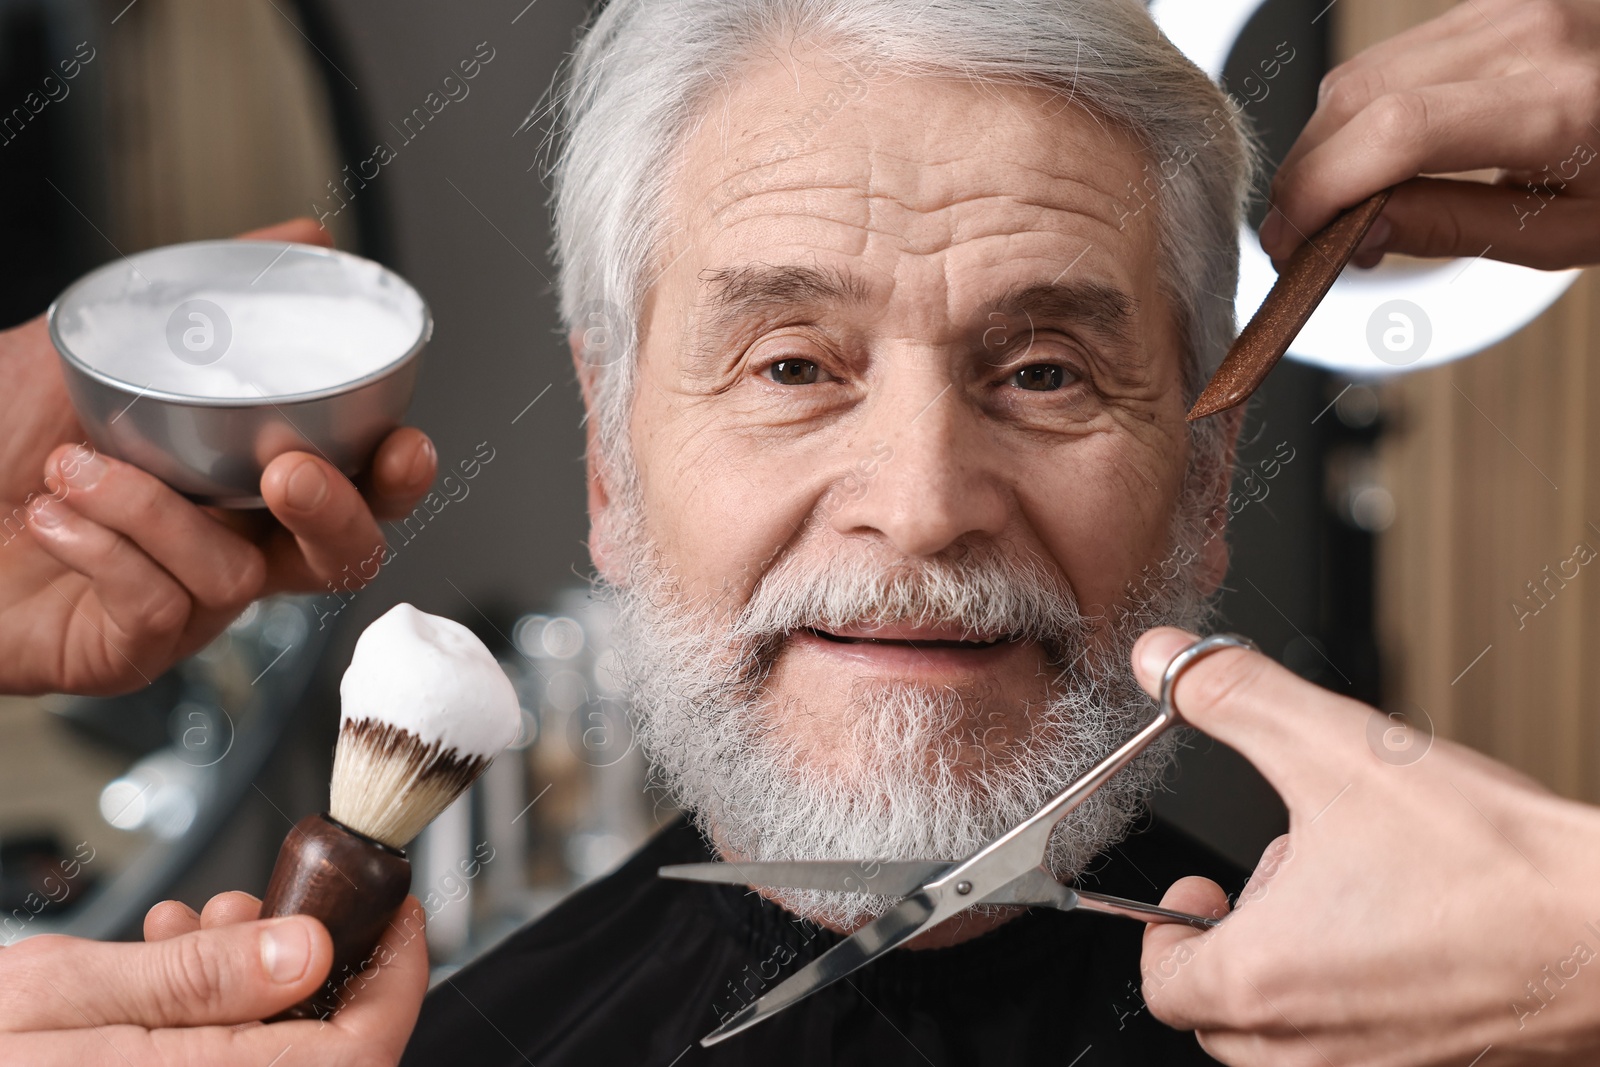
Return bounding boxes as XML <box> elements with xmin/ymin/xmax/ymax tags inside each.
<box><xmin>1193</xmin><ymin>405</ymin><xmax>1246</xmax><ymax>597</ymax></box>
<box><xmin>571</xmin><ymin>330</ymin><xmax>624</xmax><ymax>584</ymax></box>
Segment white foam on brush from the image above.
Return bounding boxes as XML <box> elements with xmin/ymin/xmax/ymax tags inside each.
<box><xmin>339</xmin><ymin>603</ymin><xmax>521</xmax><ymax>759</ymax></box>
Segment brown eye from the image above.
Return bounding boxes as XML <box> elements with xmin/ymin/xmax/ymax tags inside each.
<box><xmin>769</xmin><ymin>359</ymin><xmax>820</xmax><ymax>385</ymax></box>
<box><xmin>1012</xmin><ymin>364</ymin><xmax>1065</xmax><ymax>391</ymax></box>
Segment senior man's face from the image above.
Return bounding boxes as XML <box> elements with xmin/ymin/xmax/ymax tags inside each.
<box><xmin>581</xmin><ymin>51</ymin><xmax>1225</xmax><ymax>927</ymax></box>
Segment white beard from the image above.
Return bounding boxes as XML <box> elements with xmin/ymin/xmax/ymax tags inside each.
<box><xmin>604</xmin><ymin>476</ymin><xmax>1218</xmax><ymax>928</ymax></box>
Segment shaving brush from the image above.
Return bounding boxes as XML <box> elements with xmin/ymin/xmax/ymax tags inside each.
<box><xmin>259</xmin><ymin>603</ymin><xmax>521</xmax><ymax>1020</ymax></box>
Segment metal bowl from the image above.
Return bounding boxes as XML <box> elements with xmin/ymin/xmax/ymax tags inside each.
<box><xmin>48</xmin><ymin>240</ymin><xmax>431</xmax><ymax>507</ymax></box>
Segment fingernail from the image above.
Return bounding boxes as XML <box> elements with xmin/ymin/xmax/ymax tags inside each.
<box><xmin>29</xmin><ymin>498</ymin><xmax>63</xmax><ymax>529</ymax></box>
<box><xmin>261</xmin><ymin>920</ymin><xmax>312</xmax><ymax>983</ymax></box>
<box><xmin>61</xmin><ymin>450</ymin><xmax>106</xmax><ymax>490</ymax></box>
<box><xmin>1259</xmin><ymin>210</ymin><xmax>1284</xmax><ymax>253</ymax></box>
<box><xmin>1356</xmin><ymin>215</ymin><xmax>1392</xmax><ymax>256</ymax></box>
<box><xmin>408</xmin><ymin>436</ymin><xmax>437</xmax><ymax>486</ymax></box>
<box><xmin>284</xmin><ymin>462</ymin><xmax>329</xmax><ymax>511</ymax></box>
<box><xmin>1136</xmin><ymin>628</ymin><xmax>1198</xmax><ymax>681</ymax></box>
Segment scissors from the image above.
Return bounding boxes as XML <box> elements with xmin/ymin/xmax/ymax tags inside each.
<box><xmin>659</xmin><ymin>632</ymin><xmax>1256</xmax><ymax>1047</ymax></box>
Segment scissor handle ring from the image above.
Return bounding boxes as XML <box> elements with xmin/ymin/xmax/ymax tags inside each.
<box><xmin>1157</xmin><ymin>633</ymin><xmax>1260</xmax><ymax>726</ymax></box>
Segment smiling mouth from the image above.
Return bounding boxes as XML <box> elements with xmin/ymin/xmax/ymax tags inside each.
<box><xmin>805</xmin><ymin>627</ymin><xmax>1010</xmax><ymax>650</ymax></box>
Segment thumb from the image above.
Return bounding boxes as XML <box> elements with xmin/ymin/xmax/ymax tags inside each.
<box><xmin>236</xmin><ymin>217</ymin><xmax>335</xmax><ymax>250</ymax></box>
<box><xmin>1132</xmin><ymin>627</ymin><xmax>1370</xmax><ymax>814</ymax></box>
<box><xmin>1</xmin><ymin>916</ymin><xmax>332</xmax><ymax>1031</ymax></box>
<box><xmin>1140</xmin><ymin>875</ymin><xmax>1231</xmax><ymax>1031</ymax></box>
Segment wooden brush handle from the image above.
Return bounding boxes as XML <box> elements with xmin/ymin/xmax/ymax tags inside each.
<box><xmin>1187</xmin><ymin>189</ymin><xmax>1393</xmax><ymax>420</ymax></box>
<box><xmin>258</xmin><ymin>813</ymin><xmax>411</xmax><ymax>1020</ymax></box>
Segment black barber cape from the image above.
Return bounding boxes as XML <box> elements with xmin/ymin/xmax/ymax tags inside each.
<box><xmin>401</xmin><ymin>816</ymin><xmax>1241</xmax><ymax>1065</ymax></box>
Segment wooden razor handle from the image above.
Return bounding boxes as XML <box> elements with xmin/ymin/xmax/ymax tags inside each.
<box><xmin>1188</xmin><ymin>189</ymin><xmax>1393</xmax><ymax>420</ymax></box>
<box><xmin>258</xmin><ymin>813</ymin><xmax>411</xmax><ymax>1021</ymax></box>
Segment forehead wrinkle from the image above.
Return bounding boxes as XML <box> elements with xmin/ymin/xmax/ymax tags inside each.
<box><xmin>702</xmin><ymin>164</ymin><xmax>1138</xmax><ymax>256</ymax></box>
<box><xmin>674</xmin><ymin>59</ymin><xmax>1154</xmax><ymax>245</ymax></box>
<box><xmin>661</xmin><ymin>73</ymin><xmax>1165</xmax><ymax>373</ymax></box>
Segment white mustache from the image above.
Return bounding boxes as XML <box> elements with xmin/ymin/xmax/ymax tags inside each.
<box><xmin>731</xmin><ymin>542</ymin><xmax>1092</xmax><ymax>660</ymax></box>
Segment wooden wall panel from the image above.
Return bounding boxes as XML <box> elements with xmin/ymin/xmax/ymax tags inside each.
<box><xmin>1377</xmin><ymin>276</ymin><xmax>1599</xmax><ymax>798</ymax></box>
<box><xmin>103</xmin><ymin>0</ymin><xmax>356</xmax><ymax>251</ymax></box>
<box><xmin>1342</xmin><ymin>0</ymin><xmax>1600</xmax><ymax>798</ymax></box>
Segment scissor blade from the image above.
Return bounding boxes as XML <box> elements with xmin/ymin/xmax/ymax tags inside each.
<box><xmin>659</xmin><ymin>859</ymin><xmax>951</xmax><ymax>896</ymax></box>
<box><xmin>700</xmin><ymin>890</ymin><xmax>940</xmax><ymax>1046</ymax></box>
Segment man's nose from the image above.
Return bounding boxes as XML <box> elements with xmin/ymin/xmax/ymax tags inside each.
<box><xmin>827</xmin><ymin>376</ymin><xmax>1008</xmax><ymax>557</ymax></box>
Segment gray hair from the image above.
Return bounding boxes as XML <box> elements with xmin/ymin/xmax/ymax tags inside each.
<box><xmin>548</xmin><ymin>0</ymin><xmax>1258</xmax><ymax>475</ymax></box>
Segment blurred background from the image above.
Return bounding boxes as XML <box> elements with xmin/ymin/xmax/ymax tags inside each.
<box><xmin>0</xmin><ymin>0</ymin><xmax>1591</xmax><ymax>980</ymax></box>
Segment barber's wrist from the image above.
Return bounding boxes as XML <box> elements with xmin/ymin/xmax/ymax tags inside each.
<box><xmin>1512</xmin><ymin>795</ymin><xmax>1600</xmax><ymax>1056</ymax></box>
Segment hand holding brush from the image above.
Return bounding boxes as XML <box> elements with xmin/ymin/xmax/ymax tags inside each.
<box><xmin>259</xmin><ymin>602</ymin><xmax>522</xmax><ymax>1020</ymax></box>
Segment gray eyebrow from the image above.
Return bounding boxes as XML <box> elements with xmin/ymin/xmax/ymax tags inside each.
<box><xmin>697</xmin><ymin>263</ymin><xmax>873</xmax><ymax>327</ymax></box>
<box><xmin>988</xmin><ymin>282</ymin><xmax>1136</xmax><ymax>348</ymax></box>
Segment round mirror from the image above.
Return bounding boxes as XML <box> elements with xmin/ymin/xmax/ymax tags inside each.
<box><xmin>1149</xmin><ymin>0</ymin><xmax>1580</xmax><ymax>375</ymax></box>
